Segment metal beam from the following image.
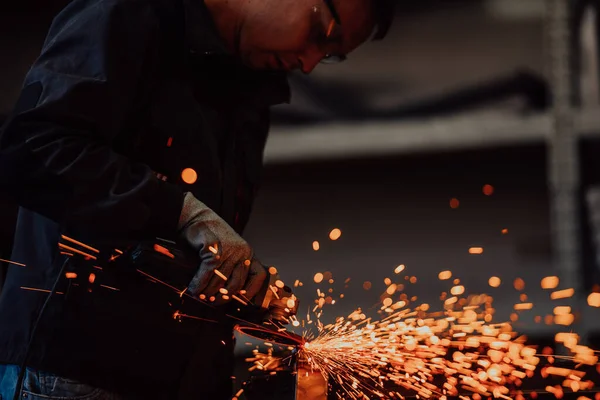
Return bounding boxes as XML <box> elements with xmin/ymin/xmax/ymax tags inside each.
<box><xmin>265</xmin><ymin>108</ymin><xmax>600</xmax><ymax>164</ymax></box>
<box><xmin>546</xmin><ymin>0</ymin><xmax>581</xmax><ymax>292</ymax></box>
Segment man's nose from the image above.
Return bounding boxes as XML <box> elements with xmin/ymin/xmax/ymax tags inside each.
<box><xmin>298</xmin><ymin>52</ymin><xmax>324</xmax><ymax>74</ymax></box>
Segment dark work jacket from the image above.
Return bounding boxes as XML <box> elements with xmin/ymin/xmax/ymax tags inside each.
<box><xmin>0</xmin><ymin>0</ymin><xmax>289</xmax><ymax>398</ymax></box>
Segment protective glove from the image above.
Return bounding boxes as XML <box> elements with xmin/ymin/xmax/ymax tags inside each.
<box><xmin>254</xmin><ymin>271</ymin><xmax>299</xmax><ymax>323</ymax></box>
<box><xmin>178</xmin><ymin>192</ymin><xmax>267</xmax><ymax>302</ymax></box>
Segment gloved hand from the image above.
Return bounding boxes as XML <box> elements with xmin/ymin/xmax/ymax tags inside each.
<box><xmin>255</xmin><ymin>270</ymin><xmax>299</xmax><ymax>323</ymax></box>
<box><xmin>178</xmin><ymin>192</ymin><xmax>267</xmax><ymax>302</ymax></box>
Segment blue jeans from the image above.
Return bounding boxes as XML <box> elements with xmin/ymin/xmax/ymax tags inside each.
<box><xmin>0</xmin><ymin>365</ymin><xmax>122</xmax><ymax>400</ymax></box>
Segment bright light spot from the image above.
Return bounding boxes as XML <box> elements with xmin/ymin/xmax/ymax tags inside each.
<box><xmin>502</xmin><ymin>228</ymin><xmax>508</xmax><ymax>234</ymax></box>
<box><xmin>551</xmin><ymin>288</ymin><xmax>574</xmax><ymax>300</ymax></box>
<box><xmin>554</xmin><ymin>314</ymin><xmax>575</xmax><ymax>326</ymax></box>
<box><xmin>312</xmin><ymin>241</ymin><xmax>320</xmax><ymax>251</ymax></box>
<box><xmin>382</xmin><ymin>298</ymin><xmax>393</xmax><ymax>307</ymax></box>
<box><xmin>451</xmin><ymin>285</ymin><xmax>465</xmax><ymax>296</ymax></box>
<box><xmin>394</xmin><ymin>264</ymin><xmax>405</xmax><ymax>274</ymax></box>
<box><xmin>88</xmin><ymin>273</ymin><xmax>96</xmax><ymax>284</ymax></box>
<box><xmin>514</xmin><ymin>303</ymin><xmax>533</xmax><ymax>310</ymax></box>
<box><xmin>469</xmin><ymin>247</ymin><xmax>484</xmax><ymax>255</ymax></box>
<box><xmin>384</xmin><ymin>277</ymin><xmax>391</xmax><ymax>285</ymax></box>
<box><xmin>329</xmin><ymin>228</ymin><xmax>342</xmax><ymax>241</ymax></box>
<box><xmin>65</xmin><ymin>272</ymin><xmax>77</xmax><ymax>279</ymax></box>
<box><xmin>275</xmin><ymin>280</ymin><xmax>285</xmax><ymax>289</ymax></box>
<box><xmin>489</xmin><ymin>276</ymin><xmax>501</xmax><ymax>288</ymax></box>
<box><xmin>541</xmin><ymin>276</ymin><xmax>559</xmax><ymax>289</ymax></box>
<box><xmin>409</xmin><ymin>276</ymin><xmax>417</xmax><ymax>284</ymax></box>
<box><xmin>520</xmin><ymin>293</ymin><xmax>528</xmax><ymax>302</ymax></box>
<box><xmin>438</xmin><ymin>271</ymin><xmax>452</xmax><ymax>280</ymax></box>
<box><xmin>386</xmin><ymin>284</ymin><xmax>397</xmax><ymax>295</ymax></box>
<box><xmin>513</xmin><ymin>278</ymin><xmax>525</xmax><ymax>291</ymax></box>
<box><xmin>268</xmin><ymin>266</ymin><xmax>278</xmax><ymax>275</ymax></box>
<box><xmin>292</xmin><ymin>320</ymin><xmax>300</xmax><ymax>327</ymax></box>
<box><xmin>181</xmin><ymin>168</ymin><xmax>198</xmax><ymax>184</ymax></box>
<box><xmin>313</xmin><ymin>273</ymin><xmax>324</xmax><ymax>284</ymax></box>
<box><xmin>587</xmin><ymin>292</ymin><xmax>600</xmax><ymax>307</ymax></box>
<box><xmin>286</xmin><ymin>299</ymin><xmax>296</xmax><ymax>309</ymax></box>
<box><xmin>553</xmin><ymin>306</ymin><xmax>571</xmax><ymax>315</ymax></box>
<box><xmin>483</xmin><ymin>184</ymin><xmax>494</xmax><ymax>196</ymax></box>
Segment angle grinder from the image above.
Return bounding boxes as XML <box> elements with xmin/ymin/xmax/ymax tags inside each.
<box><xmin>126</xmin><ymin>238</ymin><xmax>299</xmax><ymax>327</ymax></box>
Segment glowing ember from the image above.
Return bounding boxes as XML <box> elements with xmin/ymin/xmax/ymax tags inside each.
<box><xmin>329</xmin><ymin>228</ymin><xmax>342</xmax><ymax>241</ymax></box>
<box><xmin>450</xmin><ymin>198</ymin><xmax>460</xmax><ymax>209</ymax></box>
<box><xmin>314</xmin><ymin>273</ymin><xmax>324</xmax><ymax>284</ymax></box>
<box><xmin>451</xmin><ymin>285</ymin><xmax>465</xmax><ymax>295</ymax></box>
<box><xmin>438</xmin><ymin>271</ymin><xmax>452</xmax><ymax>280</ymax></box>
<box><xmin>469</xmin><ymin>247</ymin><xmax>484</xmax><ymax>255</ymax></box>
<box><xmin>489</xmin><ymin>276</ymin><xmax>501</xmax><ymax>287</ymax></box>
<box><xmin>541</xmin><ymin>276</ymin><xmax>560</xmax><ymax>289</ymax></box>
<box><xmin>551</xmin><ymin>288</ymin><xmax>574</xmax><ymax>300</ymax></box>
<box><xmin>483</xmin><ymin>184</ymin><xmax>494</xmax><ymax>196</ymax></box>
<box><xmin>395</xmin><ymin>264</ymin><xmax>405</xmax><ymax>274</ymax></box>
<box><xmin>513</xmin><ymin>278</ymin><xmax>525</xmax><ymax>291</ymax></box>
<box><xmin>588</xmin><ymin>293</ymin><xmax>600</xmax><ymax>307</ymax></box>
<box><xmin>312</xmin><ymin>241</ymin><xmax>320</xmax><ymax>251</ymax></box>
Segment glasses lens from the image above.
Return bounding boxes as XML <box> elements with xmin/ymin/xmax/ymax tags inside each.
<box><xmin>320</xmin><ymin>54</ymin><xmax>347</xmax><ymax>64</ymax></box>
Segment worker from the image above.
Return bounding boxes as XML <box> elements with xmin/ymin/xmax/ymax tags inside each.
<box><xmin>0</xmin><ymin>0</ymin><xmax>394</xmax><ymax>398</ymax></box>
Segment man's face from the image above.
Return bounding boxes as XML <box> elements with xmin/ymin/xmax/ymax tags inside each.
<box><xmin>237</xmin><ymin>0</ymin><xmax>375</xmax><ymax>74</ymax></box>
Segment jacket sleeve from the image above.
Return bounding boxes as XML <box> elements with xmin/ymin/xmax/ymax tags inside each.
<box><xmin>0</xmin><ymin>0</ymin><xmax>184</xmax><ymax>241</ymax></box>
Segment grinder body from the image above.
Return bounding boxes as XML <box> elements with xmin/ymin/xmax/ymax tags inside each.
<box><xmin>127</xmin><ymin>238</ymin><xmax>297</xmax><ymax>324</ymax></box>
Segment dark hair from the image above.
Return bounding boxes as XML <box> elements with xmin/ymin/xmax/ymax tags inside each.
<box><xmin>372</xmin><ymin>0</ymin><xmax>395</xmax><ymax>40</ymax></box>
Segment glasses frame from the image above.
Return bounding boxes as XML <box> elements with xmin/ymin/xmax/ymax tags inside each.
<box><xmin>319</xmin><ymin>0</ymin><xmax>347</xmax><ymax>64</ymax></box>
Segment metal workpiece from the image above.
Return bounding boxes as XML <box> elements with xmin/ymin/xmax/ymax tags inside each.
<box><xmin>242</xmin><ymin>350</ymin><xmax>329</xmax><ymax>400</ymax></box>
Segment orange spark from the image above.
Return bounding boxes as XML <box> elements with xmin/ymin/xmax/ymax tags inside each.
<box><xmin>541</xmin><ymin>276</ymin><xmax>560</xmax><ymax>289</ymax></box>
<box><xmin>513</xmin><ymin>278</ymin><xmax>525</xmax><ymax>291</ymax></box>
<box><xmin>551</xmin><ymin>288</ymin><xmax>574</xmax><ymax>300</ymax></box>
<box><xmin>329</xmin><ymin>228</ymin><xmax>342</xmax><ymax>241</ymax></box>
<box><xmin>489</xmin><ymin>276</ymin><xmax>501</xmax><ymax>287</ymax></box>
<box><xmin>439</xmin><ymin>271</ymin><xmax>452</xmax><ymax>280</ymax></box>
<box><xmin>214</xmin><ymin>270</ymin><xmax>228</xmax><ymax>281</ymax></box>
<box><xmin>153</xmin><ymin>244</ymin><xmax>175</xmax><ymax>259</ymax></box>
<box><xmin>58</xmin><ymin>243</ymin><xmax>97</xmax><ymax>260</ymax></box>
<box><xmin>60</xmin><ymin>235</ymin><xmax>100</xmax><ymax>253</ymax></box>
<box><xmin>0</xmin><ymin>258</ymin><xmax>26</xmax><ymax>267</ymax></box>
<box><xmin>587</xmin><ymin>292</ymin><xmax>600</xmax><ymax>307</ymax></box>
